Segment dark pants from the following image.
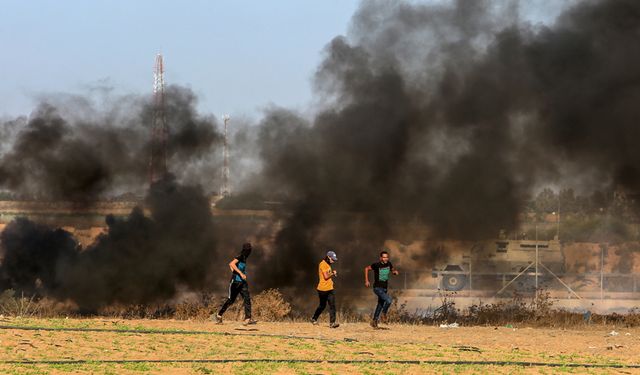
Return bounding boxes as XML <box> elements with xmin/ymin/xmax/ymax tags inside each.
<box><xmin>218</xmin><ymin>281</ymin><xmax>252</xmax><ymax>319</ymax></box>
<box><xmin>312</xmin><ymin>290</ymin><xmax>336</xmax><ymax>323</ymax></box>
<box><xmin>373</xmin><ymin>287</ymin><xmax>392</xmax><ymax>321</ymax></box>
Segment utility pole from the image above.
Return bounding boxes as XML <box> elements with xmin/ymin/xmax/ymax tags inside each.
<box><xmin>149</xmin><ymin>53</ymin><xmax>168</xmax><ymax>185</ymax></box>
<box><xmin>557</xmin><ymin>197</ymin><xmax>561</xmax><ymax>240</ymax></box>
<box><xmin>535</xmin><ymin>224</ymin><xmax>539</xmax><ymax>291</ymax></box>
<box><xmin>221</xmin><ymin>114</ymin><xmax>231</xmax><ymax>196</ymax></box>
<box><xmin>601</xmin><ymin>244</ymin><xmax>605</xmax><ymax>300</ymax></box>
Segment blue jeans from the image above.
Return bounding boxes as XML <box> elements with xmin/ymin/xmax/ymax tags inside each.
<box><xmin>373</xmin><ymin>287</ymin><xmax>392</xmax><ymax>321</ymax></box>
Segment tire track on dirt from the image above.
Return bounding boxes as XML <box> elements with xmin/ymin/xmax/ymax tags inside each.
<box><xmin>0</xmin><ymin>324</ymin><xmax>353</xmax><ymax>342</ymax></box>
<box><xmin>0</xmin><ymin>359</ymin><xmax>638</xmax><ymax>368</ymax></box>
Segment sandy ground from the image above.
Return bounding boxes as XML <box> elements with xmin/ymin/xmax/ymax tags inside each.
<box><xmin>0</xmin><ymin>317</ymin><xmax>639</xmax><ymax>374</ymax></box>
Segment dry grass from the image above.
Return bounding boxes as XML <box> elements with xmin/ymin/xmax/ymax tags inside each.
<box><xmin>4</xmin><ymin>287</ymin><xmax>640</xmax><ymax>328</ymax></box>
<box><xmin>0</xmin><ymin>290</ymin><xmax>38</xmax><ymax>317</ymax></box>
<box><xmin>223</xmin><ymin>288</ymin><xmax>291</xmax><ymax>321</ymax></box>
<box><xmin>411</xmin><ymin>290</ymin><xmax>640</xmax><ymax>328</ymax></box>
<box><xmin>93</xmin><ymin>289</ymin><xmax>293</xmax><ymax>322</ymax></box>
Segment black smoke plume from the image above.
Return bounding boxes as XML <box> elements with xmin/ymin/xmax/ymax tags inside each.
<box><xmin>0</xmin><ymin>86</ymin><xmax>221</xmax><ymax>200</ymax></box>
<box><xmin>4</xmin><ymin>0</ymin><xmax>640</xmax><ymax>300</ymax></box>
<box><xmin>247</xmin><ymin>0</ymin><xmax>640</xmax><ymax>289</ymax></box>
<box><xmin>0</xmin><ymin>177</ymin><xmax>217</xmax><ymax>309</ymax></box>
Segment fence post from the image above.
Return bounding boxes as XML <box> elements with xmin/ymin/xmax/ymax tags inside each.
<box><xmin>469</xmin><ymin>259</ymin><xmax>472</xmax><ymax>292</ymax></box>
<box><xmin>600</xmin><ymin>244</ymin><xmax>605</xmax><ymax>300</ymax></box>
<box><xmin>404</xmin><ymin>271</ymin><xmax>407</xmax><ymax>290</ymax></box>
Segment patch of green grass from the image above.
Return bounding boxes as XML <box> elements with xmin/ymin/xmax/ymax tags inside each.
<box><xmin>49</xmin><ymin>363</ymin><xmax>85</xmax><ymax>372</ymax></box>
<box><xmin>232</xmin><ymin>361</ymin><xmax>289</xmax><ymax>373</ymax></box>
<box><xmin>122</xmin><ymin>362</ymin><xmax>154</xmax><ymax>371</ymax></box>
<box><xmin>5</xmin><ymin>362</ymin><xmax>628</xmax><ymax>375</ymax></box>
<box><xmin>88</xmin><ymin>363</ymin><xmax>119</xmax><ymax>375</ymax></box>
<box><xmin>193</xmin><ymin>365</ymin><xmax>214</xmax><ymax>374</ymax></box>
<box><xmin>288</xmin><ymin>341</ymin><xmax>314</xmax><ymax>350</ymax></box>
<box><xmin>1</xmin><ymin>365</ymin><xmax>50</xmax><ymax>375</ymax></box>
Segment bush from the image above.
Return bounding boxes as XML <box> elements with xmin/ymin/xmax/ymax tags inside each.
<box><xmin>4</xmin><ymin>287</ymin><xmax>640</xmax><ymax>328</ymax></box>
<box><xmin>174</xmin><ymin>293</ymin><xmax>217</xmax><ymax>321</ymax></box>
<box><xmin>252</xmin><ymin>289</ymin><xmax>291</xmax><ymax>320</ymax></box>
<box><xmin>222</xmin><ymin>288</ymin><xmax>291</xmax><ymax>321</ymax></box>
<box><xmin>98</xmin><ymin>303</ymin><xmax>175</xmax><ymax>319</ymax></box>
<box><xmin>0</xmin><ymin>289</ymin><xmax>39</xmax><ymax>317</ymax></box>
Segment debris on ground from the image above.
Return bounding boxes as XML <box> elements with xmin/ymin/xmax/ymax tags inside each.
<box><xmin>453</xmin><ymin>345</ymin><xmax>481</xmax><ymax>353</ymax></box>
<box><xmin>607</xmin><ymin>330</ymin><xmax>619</xmax><ymax>336</ymax></box>
<box><xmin>439</xmin><ymin>323</ymin><xmax>459</xmax><ymax>328</ymax></box>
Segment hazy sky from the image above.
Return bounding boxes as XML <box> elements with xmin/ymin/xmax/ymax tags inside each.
<box><xmin>0</xmin><ymin>0</ymin><xmax>571</xmax><ymax>120</ymax></box>
<box><xmin>0</xmin><ymin>1</ymin><xmax>359</xmax><ymax>119</ymax></box>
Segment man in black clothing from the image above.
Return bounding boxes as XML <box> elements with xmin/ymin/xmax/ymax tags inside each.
<box><xmin>364</xmin><ymin>250</ymin><xmax>399</xmax><ymax>328</ymax></box>
<box><xmin>213</xmin><ymin>243</ymin><xmax>256</xmax><ymax>325</ymax></box>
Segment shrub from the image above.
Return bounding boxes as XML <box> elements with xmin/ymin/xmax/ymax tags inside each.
<box><xmin>222</xmin><ymin>288</ymin><xmax>291</xmax><ymax>321</ymax></box>
<box><xmin>0</xmin><ymin>289</ymin><xmax>38</xmax><ymax>317</ymax></box>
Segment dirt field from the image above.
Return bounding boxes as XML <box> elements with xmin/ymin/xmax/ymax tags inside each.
<box><xmin>0</xmin><ymin>317</ymin><xmax>639</xmax><ymax>374</ymax></box>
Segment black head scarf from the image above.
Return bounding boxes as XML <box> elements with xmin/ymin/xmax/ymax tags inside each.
<box><xmin>239</xmin><ymin>242</ymin><xmax>252</xmax><ymax>260</ymax></box>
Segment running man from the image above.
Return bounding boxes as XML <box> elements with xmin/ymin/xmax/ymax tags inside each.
<box><xmin>364</xmin><ymin>250</ymin><xmax>399</xmax><ymax>328</ymax></box>
<box><xmin>213</xmin><ymin>243</ymin><xmax>256</xmax><ymax>325</ymax></box>
<box><xmin>311</xmin><ymin>250</ymin><xmax>340</xmax><ymax>328</ymax></box>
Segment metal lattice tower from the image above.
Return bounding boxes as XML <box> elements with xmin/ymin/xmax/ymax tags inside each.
<box><xmin>221</xmin><ymin>114</ymin><xmax>231</xmax><ymax>196</ymax></box>
<box><xmin>149</xmin><ymin>53</ymin><xmax>168</xmax><ymax>185</ymax></box>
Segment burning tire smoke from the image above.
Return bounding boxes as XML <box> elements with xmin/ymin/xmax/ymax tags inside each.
<box><xmin>246</xmin><ymin>0</ymin><xmax>640</xmax><ymax>288</ymax></box>
<box><xmin>2</xmin><ymin>0</ymin><xmax>640</xmax><ymax>301</ymax></box>
<box><xmin>0</xmin><ymin>86</ymin><xmax>221</xmax><ymax>200</ymax></box>
<box><xmin>0</xmin><ymin>177</ymin><xmax>217</xmax><ymax>309</ymax></box>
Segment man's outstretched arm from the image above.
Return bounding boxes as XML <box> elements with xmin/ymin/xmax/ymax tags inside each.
<box><xmin>364</xmin><ymin>265</ymin><xmax>372</xmax><ymax>287</ymax></box>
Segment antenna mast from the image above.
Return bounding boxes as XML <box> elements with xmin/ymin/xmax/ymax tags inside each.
<box><xmin>149</xmin><ymin>53</ymin><xmax>168</xmax><ymax>185</ymax></box>
<box><xmin>221</xmin><ymin>114</ymin><xmax>231</xmax><ymax>196</ymax></box>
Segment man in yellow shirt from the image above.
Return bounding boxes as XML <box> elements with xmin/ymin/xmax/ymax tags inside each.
<box><xmin>311</xmin><ymin>250</ymin><xmax>339</xmax><ymax>328</ymax></box>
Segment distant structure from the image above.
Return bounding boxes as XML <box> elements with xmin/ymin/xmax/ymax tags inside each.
<box><xmin>149</xmin><ymin>53</ymin><xmax>168</xmax><ymax>185</ymax></box>
<box><xmin>221</xmin><ymin>114</ymin><xmax>231</xmax><ymax>196</ymax></box>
